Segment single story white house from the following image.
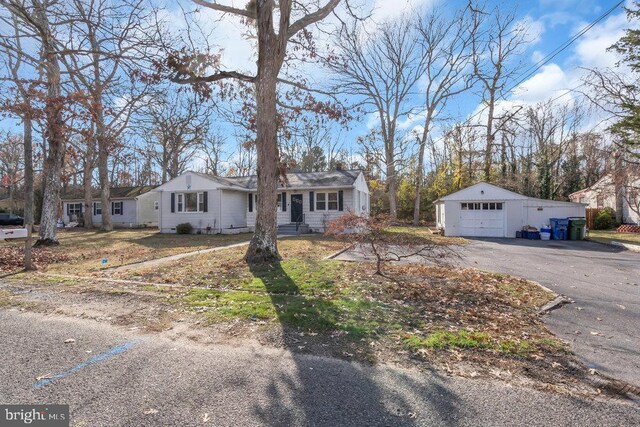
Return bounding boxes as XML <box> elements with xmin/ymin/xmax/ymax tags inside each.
<box><xmin>569</xmin><ymin>172</ymin><xmax>640</xmax><ymax>225</ymax></box>
<box><xmin>153</xmin><ymin>169</ymin><xmax>370</xmax><ymax>234</ymax></box>
<box><xmin>435</xmin><ymin>182</ymin><xmax>586</xmax><ymax>238</ymax></box>
<box><xmin>61</xmin><ymin>186</ymin><xmax>159</xmax><ymax>227</ymax></box>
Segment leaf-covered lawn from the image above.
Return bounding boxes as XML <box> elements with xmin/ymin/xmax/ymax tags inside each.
<box><xmin>110</xmin><ymin>235</ymin><xmax>559</xmax><ymax>364</ymax></box>
<box><xmin>588</xmin><ymin>229</ymin><xmax>640</xmax><ymax>246</ymax></box>
<box><xmin>0</xmin><ymin>229</ymin><xmax>251</xmax><ymax>275</ymax></box>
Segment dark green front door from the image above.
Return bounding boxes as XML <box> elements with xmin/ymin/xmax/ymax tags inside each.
<box><xmin>291</xmin><ymin>194</ymin><xmax>303</xmax><ymax>223</ymax></box>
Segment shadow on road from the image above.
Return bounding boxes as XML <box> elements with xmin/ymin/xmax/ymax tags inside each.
<box><xmin>248</xmin><ymin>261</ymin><xmax>461</xmax><ymax>425</ymax></box>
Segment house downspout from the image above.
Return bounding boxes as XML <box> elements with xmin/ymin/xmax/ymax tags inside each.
<box><xmin>135</xmin><ymin>197</ymin><xmax>140</xmax><ymax>226</ymax></box>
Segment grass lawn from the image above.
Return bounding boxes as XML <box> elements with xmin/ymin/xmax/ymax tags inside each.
<box><xmin>0</xmin><ymin>228</ymin><xmax>251</xmax><ymax>275</ymax></box>
<box><xmin>588</xmin><ymin>229</ymin><xmax>640</xmax><ymax>246</ymax></box>
<box><xmin>3</xmin><ymin>228</ymin><xmax>586</xmax><ymax>389</ymax></box>
<box><xmin>107</xmin><ymin>234</ymin><xmax>562</xmax><ymax>369</ymax></box>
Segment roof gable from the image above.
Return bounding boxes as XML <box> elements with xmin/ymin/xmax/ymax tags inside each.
<box><xmin>440</xmin><ymin>182</ymin><xmax>528</xmax><ymax>201</ymax></box>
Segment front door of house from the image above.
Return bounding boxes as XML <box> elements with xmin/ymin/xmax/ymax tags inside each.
<box><xmin>291</xmin><ymin>194</ymin><xmax>303</xmax><ymax>223</ymax></box>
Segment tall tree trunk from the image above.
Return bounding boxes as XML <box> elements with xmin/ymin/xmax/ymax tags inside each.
<box><xmin>23</xmin><ymin>114</ymin><xmax>35</xmax><ymax>270</ymax></box>
<box><xmin>483</xmin><ymin>91</ymin><xmax>496</xmax><ymax>181</ymax></box>
<box><xmin>245</xmin><ymin>1</ymin><xmax>282</xmax><ymax>263</ymax></box>
<box><xmin>83</xmin><ymin>146</ymin><xmax>94</xmax><ymax>229</ymax></box>
<box><xmin>96</xmin><ymin>106</ymin><xmax>112</xmax><ymax>231</ymax></box>
<box><xmin>36</xmin><ymin>17</ymin><xmax>65</xmax><ymax>246</ymax></box>
<box><xmin>386</xmin><ymin>155</ymin><xmax>398</xmax><ymax>222</ymax></box>
<box><xmin>412</xmin><ymin>110</ymin><xmax>434</xmax><ymax>225</ymax></box>
<box><xmin>614</xmin><ymin>151</ymin><xmax>625</xmax><ymax>224</ymax></box>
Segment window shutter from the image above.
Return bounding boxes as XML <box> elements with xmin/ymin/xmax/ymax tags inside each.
<box><xmin>111</xmin><ymin>202</ymin><xmax>115</xmax><ymax>215</ymax></box>
<box><xmin>309</xmin><ymin>191</ymin><xmax>314</xmax><ymax>211</ymax></box>
<box><xmin>248</xmin><ymin>193</ymin><xmax>253</xmax><ymax>212</ymax></box>
<box><xmin>93</xmin><ymin>203</ymin><xmax>96</xmax><ymax>216</ymax></box>
<box><xmin>171</xmin><ymin>193</ymin><xmax>175</xmax><ymax>213</ymax></box>
<box><xmin>203</xmin><ymin>191</ymin><xmax>208</xmax><ymax>212</ymax></box>
<box><xmin>338</xmin><ymin>190</ymin><xmax>344</xmax><ymax>211</ymax></box>
<box><xmin>282</xmin><ymin>192</ymin><xmax>287</xmax><ymax>212</ymax></box>
<box><xmin>66</xmin><ymin>204</ymin><xmax>70</xmax><ymax>215</ymax></box>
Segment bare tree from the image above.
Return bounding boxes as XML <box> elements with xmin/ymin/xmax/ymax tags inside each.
<box><xmin>332</xmin><ymin>17</ymin><xmax>424</xmax><ymax>221</ymax></box>
<box><xmin>0</xmin><ymin>7</ymin><xmax>40</xmax><ymax>267</ymax></box>
<box><xmin>0</xmin><ymin>132</ymin><xmax>23</xmax><ymax>213</ymax></box>
<box><xmin>1</xmin><ymin>0</ymin><xmax>69</xmax><ymax>246</ymax></box>
<box><xmin>472</xmin><ymin>5</ymin><xmax>528</xmax><ymax>181</ymax></box>
<box><xmin>197</xmin><ymin>130</ymin><xmax>226</xmax><ymax>176</ymax></box>
<box><xmin>58</xmin><ymin>0</ymin><xmax>152</xmax><ymax>231</ymax></box>
<box><xmin>412</xmin><ymin>6</ymin><xmax>478</xmax><ymax>225</ymax></box>
<box><xmin>165</xmin><ymin>0</ymin><xmax>345</xmax><ymax>263</ymax></box>
<box><xmin>139</xmin><ymin>90</ymin><xmax>211</xmax><ymax>182</ymax></box>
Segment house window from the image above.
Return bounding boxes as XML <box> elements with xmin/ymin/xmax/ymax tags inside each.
<box><xmin>482</xmin><ymin>203</ymin><xmax>489</xmax><ymax>210</ymax></box>
<box><xmin>94</xmin><ymin>202</ymin><xmax>102</xmax><ymax>215</ymax></box>
<box><xmin>68</xmin><ymin>203</ymin><xmax>82</xmax><ymax>217</ymax></box>
<box><xmin>112</xmin><ymin>201</ymin><xmax>123</xmax><ymax>215</ymax></box>
<box><xmin>177</xmin><ymin>194</ymin><xmax>184</xmax><ymax>212</ymax></box>
<box><xmin>461</xmin><ymin>203</ymin><xmax>468</xmax><ymax>210</ymax></box>
<box><xmin>596</xmin><ymin>194</ymin><xmax>604</xmax><ymax>208</ymax></box>
<box><xmin>315</xmin><ymin>192</ymin><xmax>339</xmax><ymax>211</ymax></box>
<box><xmin>327</xmin><ymin>192</ymin><xmax>338</xmax><ymax>210</ymax></box>
<box><xmin>496</xmin><ymin>203</ymin><xmax>503</xmax><ymax>210</ymax></box>
<box><xmin>177</xmin><ymin>192</ymin><xmax>204</xmax><ymax>213</ymax></box>
<box><xmin>277</xmin><ymin>193</ymin><xmax>282</xmax><ymax>212</ymax></box>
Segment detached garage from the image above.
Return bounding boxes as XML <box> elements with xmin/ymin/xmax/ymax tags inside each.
<box><xmin>434</xmin><ymin>182</ymin><xmax>586</xmax><ymax>238</ymax></box>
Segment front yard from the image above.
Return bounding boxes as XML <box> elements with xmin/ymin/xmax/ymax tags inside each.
<box><xmin>0</xmin><ymin>228</ymin><xmax>607</xmax><ymax>395</ymax></box>
<box><xmin>588</xmin><ymin>229</ymin><xmax>640</xmax><ymax>246</ymax></box>
<box><xmin>0</xmin><ymin>228</ymin><xmax>251</xmax><ymax>275</ymax></box>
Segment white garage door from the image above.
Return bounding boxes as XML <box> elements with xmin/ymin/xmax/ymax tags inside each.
<box><xmin>458</xmin><ymin>202</ymin><xmax>505</xmax><ymax>237</ymax></box>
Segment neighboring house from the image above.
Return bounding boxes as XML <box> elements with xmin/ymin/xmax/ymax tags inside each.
<box><xmin>61</xmin><ymin>186</ymin><xmax>159</xmax><ymax>227</ymax></box>
<box><xmin>435</xmin><ymin>182</ymin><xmax>586</xmax><ymax>238</ymax></box>
<box><xmin>153</xmin><ymin>170</ymin><xmax>370</xmax><ymax>234</ymax></box>
<box><xmin>569</xmin><ymin>173</ymin><xmax>640</xmax><ymax>225</ymax></box>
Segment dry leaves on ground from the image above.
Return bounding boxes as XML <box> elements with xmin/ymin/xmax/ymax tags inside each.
<box><xmin>0</xmin><ymin>246</ymin><xmax>70</xmax><ymax>273</ymax></box>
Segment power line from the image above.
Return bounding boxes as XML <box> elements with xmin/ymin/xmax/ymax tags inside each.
<box><xmin>432</xmin><ymin>0</ymin><xmax>625</xmax><ymax>143</ymax></box>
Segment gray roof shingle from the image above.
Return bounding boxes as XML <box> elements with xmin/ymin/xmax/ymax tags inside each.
<box><xmin>204</xmin><ymin>170</ymin><xmax>362</xmax><ymax>190</ymax></box>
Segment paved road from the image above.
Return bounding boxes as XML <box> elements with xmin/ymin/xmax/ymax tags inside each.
<box><xmin>457</xmin><ymin>239</ymin><xmax>640</xmax><ymax>386</ymax></box>
<box><xmin>1</xmin><ymin>309</ymin><xmax>639</xmax><ymax>426</ymax></box>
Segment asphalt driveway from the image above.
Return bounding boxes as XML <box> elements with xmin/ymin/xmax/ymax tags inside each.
<box><xmin>457</xmin><ymin>238</ymin><xmax>640</xmax><ymax>386</ymax></box>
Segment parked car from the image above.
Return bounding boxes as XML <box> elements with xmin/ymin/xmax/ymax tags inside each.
<box><xmin>0</xmin><ymin>213</ymin><xmax>24</xmax><ymax>226</ymax></box>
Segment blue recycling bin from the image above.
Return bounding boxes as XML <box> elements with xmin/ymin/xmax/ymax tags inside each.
<box><xmin>550</xmin><ymin>218</ymin><xmax>569</xmax><ymax>240</ymax></box>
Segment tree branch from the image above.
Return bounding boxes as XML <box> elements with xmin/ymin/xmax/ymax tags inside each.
<box><xmin>288</xmin><ymin>0</ymin><xmax>341</xmax><ymax>37</ymax></box>
<box><xmin>192</xmin><ymin>0</ymin><xmax>255</xmax><ymax>19</ymax></box>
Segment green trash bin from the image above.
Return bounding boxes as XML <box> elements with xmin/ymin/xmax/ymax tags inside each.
<box><xmin>569</xmin><ymin>218</ymin><xmax>587</xmax><ymax>240</ymax></box>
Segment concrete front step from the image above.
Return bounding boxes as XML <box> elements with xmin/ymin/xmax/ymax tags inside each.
<box><xmin>278</xmin><ymin>224</ymin><xmax>310</xmax><ymax>235</ymax></box>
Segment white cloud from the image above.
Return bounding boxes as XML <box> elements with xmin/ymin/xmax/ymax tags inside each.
<box><xmin>370</xmin><ymin>0</ymin><xmax>437</xmax><ymax>24</ymax></box>
<box><xmin>512</xmin><ymin>63</ymin><xmax>568</xmax><ymax>103</ymax></box>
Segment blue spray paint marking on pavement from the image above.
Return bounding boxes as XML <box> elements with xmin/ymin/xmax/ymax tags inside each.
<box><xmin>34</xmin><ymin>339</ymin><xmax>143</xmax><ymax>389</ymax></box>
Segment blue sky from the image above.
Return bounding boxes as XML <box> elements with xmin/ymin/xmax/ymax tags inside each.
<box><xmin>0</xmin><ymin>0</ymin><xmax>633</xmax><ymax>173</ymax></box>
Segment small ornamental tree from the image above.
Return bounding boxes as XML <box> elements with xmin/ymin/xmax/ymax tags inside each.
<box><xmin>325</xmin><ymin>212</ymin><xmax>457</xmax><ymax>276</ymax></box>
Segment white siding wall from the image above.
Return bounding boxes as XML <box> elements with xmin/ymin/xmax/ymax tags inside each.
<box><xmin>246</xmin><ymin>189</ymin><xmax>355</xmax><ymax>232</ymax></box>
<box><xmin>443</xmin><ymin>198</ymin><xmax>586</xmax><ymax>238</ymax></box>
<box><xmin>158</xmin><ymin>190</ymin><xmax>220</xmax><ymax>233</ymax></box>
<box><xmin>156</xmin><ymin>172</ymin><xmax>224</xmax><ymax>233</ymax></box>
<box><xmin>220</xmin><ymin>190</ymin><xmax>248</xmax><ymax>229</ymax></box>
<box><xmin>136</xmin><ymin>191</ymin><xmax>159</xmax><ymax>226</ymax></box>
<box><xmin>62</xmin><ymin>199</ymin><xmax>138</xmax><ymax>227</ymax></box>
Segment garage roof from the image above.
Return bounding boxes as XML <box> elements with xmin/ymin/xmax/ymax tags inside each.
<box><xmin>436</xmin><ymin>182</ymin><xmax>587</xmax><ymax>206</ymax></box>
<box><xmin>437</xmin><ymin>182</ymin><xmax>528</xmax><ymax>202</ymax></box>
